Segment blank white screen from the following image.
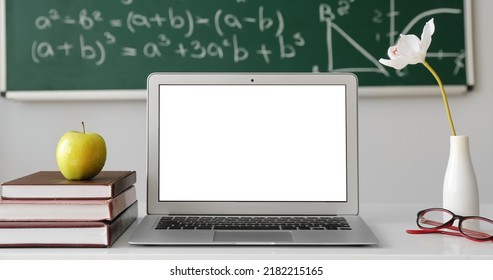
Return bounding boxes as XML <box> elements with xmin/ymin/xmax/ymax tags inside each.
<box><xmin>159</xmin><ymin>85</ymin><xmax>347</xmax><ymax>201</ymax></box>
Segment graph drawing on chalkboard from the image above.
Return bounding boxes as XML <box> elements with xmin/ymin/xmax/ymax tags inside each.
<box><xmin>0</xmin><ymin>0</ymin><xmax>474</xmax><ymax>100</ymax></box>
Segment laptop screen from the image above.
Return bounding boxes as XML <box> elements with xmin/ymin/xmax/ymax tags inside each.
<box><xmin>158</xmin><ymin>84</ymin><xmax>347</xmax><ymax>202</ymax></box>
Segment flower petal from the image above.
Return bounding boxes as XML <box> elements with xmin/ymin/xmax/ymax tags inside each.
<box><xmin>419</xmin><ymin>18</ymin><xmax>435</xmax><ymax>57</ymax></box>
<box><xmin>387</xmin><ymin>46</ymin><xmax>399</xmax><ymax>59</ymax></box>
<box><xmin>379</xmin><ymin>57</ymin><xmax>412</xmax><ymax>70</ymax></box>
<box><xmin>395</xmin><ymin>35</ymin><xmax>421</xmax><ymax>56</ymax></box>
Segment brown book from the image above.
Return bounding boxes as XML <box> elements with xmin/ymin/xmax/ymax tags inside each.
<box><xmin>0</xmin><ymin>186</ymin><xmax>136</xmax><ymax>221</ymax></box>
<box><xmin>0</xmin><ymin>201</ymin><xmax>138</xmax><ymax>248</ymax></box>
<box><xmin>1</xmin><ymin>171</ymin><xmax>136</xmax><ymax>199</ymax></box>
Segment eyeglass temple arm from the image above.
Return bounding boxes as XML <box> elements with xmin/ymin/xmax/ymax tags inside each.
<box><xmin>406</xmin><ymin>229</ymin><xmax>463</xmax><ymax>237</ymax></box>
<box><xmin>422</xmin><ymin>219</ymin><xmax>491</xmax><ymax>239</ymax></box>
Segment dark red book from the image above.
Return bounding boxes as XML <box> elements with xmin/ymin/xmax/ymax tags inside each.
<box><xmin>0</xmin><ymin>186</ymin><xmax>136</xmax><ymax>221</ymax></box>
<box><xmin>1</xmin><ymin>171</ymin><xmax>136</xmax><ymax>199</ymax></box>
<box><xmin>0</xmin><ymin>202</ymin><xmax>138</xmax><ymax>248</ymax></box>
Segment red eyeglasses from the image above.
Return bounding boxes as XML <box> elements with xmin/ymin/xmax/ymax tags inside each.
<box><xmin>406</xmin><ymin>208</ymin><xmax>493</xmax><ymax>242</ymax></box>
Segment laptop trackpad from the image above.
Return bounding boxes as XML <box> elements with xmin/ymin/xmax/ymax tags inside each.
<box><xmin>213</xmin><ymin>231</ymin><xmax>293</xmax><ymax>243</ymax></box>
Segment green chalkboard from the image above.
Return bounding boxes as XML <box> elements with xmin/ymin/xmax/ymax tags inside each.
<box><xmin>3</xmin><ymin>0</ymin><xmax>472</xmax><ymax>93</ymax></box>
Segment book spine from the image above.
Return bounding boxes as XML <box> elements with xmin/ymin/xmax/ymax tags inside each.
<box><xmin>107</xmin><ymin>201</ymin><xmax>138</xmax><ymax>246</ymax></box>
<box><xmin>108</xmin><ymin>186</ymin><xmax>137</xmax><ymax>220</ymax></box>
<box><xmin>111</xmin><ymin>171</ymin><xmax>137</xmax><ymax>197</ymax></box>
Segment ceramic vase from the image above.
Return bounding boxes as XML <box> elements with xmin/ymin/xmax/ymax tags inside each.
<box><xmin>443</xmin><ymin>135</ymin><xmax>479</xmax><ymax>217</ymax></box>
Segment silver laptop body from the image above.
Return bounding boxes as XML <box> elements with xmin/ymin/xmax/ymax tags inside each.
<box><xmin>129</xmin><ymin>73</ymin><xmax>378</xmax><ymax>245</ymax></box>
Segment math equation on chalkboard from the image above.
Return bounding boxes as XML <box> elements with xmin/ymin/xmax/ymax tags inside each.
<box><xmin>29</xmin><ymin>2</ymin><xmax>308</xmax><ymax>66</ymax></box>
<box><xmin>4</xmin><ymin>0</ymin><xmax>470</xmax><ymax>91</ymax></box>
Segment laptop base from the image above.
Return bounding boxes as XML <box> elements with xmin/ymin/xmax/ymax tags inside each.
<box><xmin>129</xmin><ymin>215</ymin><xmax>378</xmax><ymax>245</ymax></box>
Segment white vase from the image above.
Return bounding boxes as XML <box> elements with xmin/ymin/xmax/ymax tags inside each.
<box><xmin>443</xmin><ymin>135</ymin><xmax>479</xmax><ymax>217</ymax></box>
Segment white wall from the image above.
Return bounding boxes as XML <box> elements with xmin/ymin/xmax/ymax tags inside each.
<box><xmin>1</xmin><ymin>1</ymin><xmax>492</xmax><ymax>206</ymax></box>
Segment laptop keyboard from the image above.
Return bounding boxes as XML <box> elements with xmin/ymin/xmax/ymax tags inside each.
<box><xmin>155</xmin><ymin>216</ymin><xmax>351</xmax><ymax>231</ymax></box>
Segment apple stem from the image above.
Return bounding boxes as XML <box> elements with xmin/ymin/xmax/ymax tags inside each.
<box><xmin>82</xmin><ymin>122</ymin><xmax>86</xmax><ymax>134</ymax></box>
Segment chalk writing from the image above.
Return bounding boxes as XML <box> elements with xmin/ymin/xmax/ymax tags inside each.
<box><xmin>28</xmin><ymin>0</ymin><xmax>465</xmax><ymax>77</ymax></box>
<box><xmin>30</xmin><ymin>4</ymin><xmax>304</xmax><ymax>66</ymax></box>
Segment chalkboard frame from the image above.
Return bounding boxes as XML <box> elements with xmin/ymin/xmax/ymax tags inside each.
<box><xmin>0</xmin><ymin>0</ymin><xmax>474</xmax><ymax>101</ymax></box>
<box><xmin>0</xmin><ymin>0</ymin><xmax>6</xmax><ymax>97</ymax></box>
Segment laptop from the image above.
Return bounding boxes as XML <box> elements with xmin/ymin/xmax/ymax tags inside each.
<box><xmin>129</xmin><ymin>73</ymin><xmax>378</xmax><ymax>245</ymax></box>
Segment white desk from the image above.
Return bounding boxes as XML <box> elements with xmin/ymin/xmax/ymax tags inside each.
<box><xmin>1</xmin><ymin>203</ymin><xmax>492</xmax><ymax>260</ymax></box>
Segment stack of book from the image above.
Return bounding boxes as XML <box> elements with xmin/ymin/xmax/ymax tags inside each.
<box><xmin>0</xmin><ymin>170</ymin><xmax>137</xmax><ymax>248</ymax></box>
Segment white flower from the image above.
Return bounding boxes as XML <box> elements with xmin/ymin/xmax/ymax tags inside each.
<box><xmin>379</xmin><ymin>19</ymin><xmax>435</xmax><ymax>70</ymax></box>
<box><xmin>378</xmin><ymin>18</ymin><xmax>456</xmax><ymax>136</ymax></box>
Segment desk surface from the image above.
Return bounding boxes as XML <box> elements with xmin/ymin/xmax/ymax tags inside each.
<box><xmin>1</xmin><ymin>203</ymin><xmax>492</xmax><ymax>260</ymax></box>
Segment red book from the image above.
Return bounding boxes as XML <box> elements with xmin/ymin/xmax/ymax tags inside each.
<box><xmin>0</xmin><ymin>186</ymin><xmax>136</xmax><ymax>221</ymax></box>
<box><xmin>1</xmin><ymin>171</ymin><xmax>136</xmax><ymax>199</ymax></box>
<box><xmin>0</xmin><ymin>202</ymin><xmax>137</xmax><ymax>248</ymax></box>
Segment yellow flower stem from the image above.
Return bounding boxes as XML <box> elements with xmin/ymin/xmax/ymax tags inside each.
<box><xmin>422</xmin><ymin>60</ymin><xmax>457</xmax><ymax>136</ymax></box>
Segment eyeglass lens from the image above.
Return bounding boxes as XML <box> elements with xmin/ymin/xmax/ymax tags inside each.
<box><xmin>419</xmin><ymin>209</ymin><xmax>493</xmax><ymax>240</ymax></box>
<box><xmin>461</xmin><ymin>218</ymin><xmax>493</xmax><ymax>240</ymax></box>
<box><xmin>418</xmin><ymin>209</ymin><xmax>453</xmax><ymax>228</ymax></box>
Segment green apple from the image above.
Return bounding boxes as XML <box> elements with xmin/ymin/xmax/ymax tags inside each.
<box><xmin>56</xmin><ymin>122</ymin><xmax>107</xmax><ymax>180</ymax></box>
